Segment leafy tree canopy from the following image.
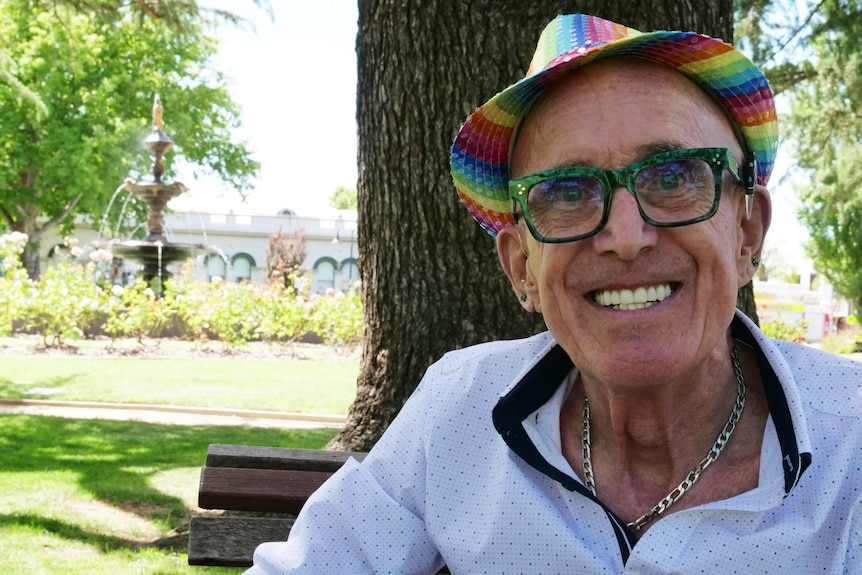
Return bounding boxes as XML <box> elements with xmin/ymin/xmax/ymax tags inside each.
<box><xmin>0</xmin><ymin>0</ymin><xmax>262</xmax><ymax>275</ymax></box>
<box><xmin>49</xmin><ymin>0</ymin><xmax>272</xmax><ymax>33</ymax></box>
<box><xmin>330</xmin><ymin>185</ymin><xmax>358</xmax><ymax>210</ymax></box>
<box><xmin>735</xmin><ymin>0</ymin><xmax>862</xmax><ymax>312</ymax></box>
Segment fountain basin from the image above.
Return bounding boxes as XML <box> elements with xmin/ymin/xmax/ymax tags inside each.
<box><xmin>94</xmin><ymin>239</ymin><xmax>216</xmax><ymax>282</ymax></box>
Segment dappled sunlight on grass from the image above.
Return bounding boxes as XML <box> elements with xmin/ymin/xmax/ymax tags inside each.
<box><xmin>0</xmin><ymin>414</ymin><xmax>338</xmax><ymax>574</ymax></box>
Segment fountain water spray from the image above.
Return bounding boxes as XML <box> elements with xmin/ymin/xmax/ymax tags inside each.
<box><xmin>94</xmin><ymin>94</ymin><xmax>216</xmax><ymax>291</ymax></box>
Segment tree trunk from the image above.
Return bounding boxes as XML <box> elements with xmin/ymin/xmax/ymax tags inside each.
<box><xmin>330</xmin><ymin>0</ymin><xmax>752</xmax><ymax>452</ymax></box>
<box><xmin>10</xmin><ymin>205</ymin><xmax>45</xmax><ymax>280</ymax></box>
<box><xmin>737</xmin><ymin>281</ymin><xmax>759</xmax><ymax>326</ymax></box>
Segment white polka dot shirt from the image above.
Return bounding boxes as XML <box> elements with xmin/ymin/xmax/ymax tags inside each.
<box><xmin>246</xmin><ymin>311</ymin><xmax>862</xmax><ymax>574</ymax></box>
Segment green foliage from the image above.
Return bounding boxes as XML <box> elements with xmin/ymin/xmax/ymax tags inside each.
<box><xmin>0</xmin><ymin>233</ymin><xmax>363</xmax><ymax>349</ymax></box>
<box><xmin>102</xmin><ymin>279</ymin><xmax>172</xmax><ymax>344</ymax></box>
<box><xmin>307</xmin><ymin>289</ymin><xmax>364</xmax><ymax>346</ymax></box>
<box><xmin>256</xmin><ymin>280</ymin><xmax>311</xmax><ymax>345</ymax></box>
<box><xmin>0</xmin><ymin>0</ymin><xmax>260</xmax><ymax>269</ymax></box>
<box><xmin>43</xmin><ymin>0</ymin><xmax>273</xmax><ymax>34</ymax></box>
<box><xmin>819</xmin><ymin>328</ymin><xmax>862</xmax><ymax>355</ymax></box>
<box><xmin>735</xmin><ymin>0</ymin><xmax>862</xmax><ymax>312</ymax></box>
<box><xmin>170</xmin><ymin>275</ymin><xmax>266</xmax><ymax>350</ymax></box>
<box><xmin>0</xmin><ymin>233</ymin><xmax>29</xmax><ymax>335</ymax></box>
<box><xmin>788</xmin><ymin>4</ymin><xmax>862</xmax><ymax>313</ymax></box>
<box><xmin>789</xmin><ymin>20</ymin><xmax>862</xmax><ymax>303</ymax></box>
<box><xmin>734</xmin><ymin>0</ymin><xmax>823</xmax><ymax>94</ymax></box>
<box><xmin>23</xmin><ymin>262</ymin><xmax>109</xmax><ymax>346</ymax></box>
<box><xmin>760</xmin><ymin>317</ymin><xmax>809</xmax><ymax>342</ymax></box>
<box><xmin>330</xmin><ymin>185</ymin><xmax>359</xmax><ymax>210</ymax></box>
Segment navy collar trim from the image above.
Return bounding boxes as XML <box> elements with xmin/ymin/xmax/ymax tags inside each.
<box><xmin>492</xmin><ymin>345</ymin><xmax>638</xmax><ymax>558</ymax></box>
<box><xmin>493</xmin><ymin>316</ymin><xmax>811</xmax><ymax>562</ymax></box>
<box><xmin>730</xmin><ymin>319</ymin><xmax>812</xmax><ymax>493</ymax></box>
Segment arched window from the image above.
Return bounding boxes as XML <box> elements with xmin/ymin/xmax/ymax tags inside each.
<box><xmin>205</xmin><ymin>253</ymin><xmax>227</xmax><ymax>280</ymax></box>
<box><xmin>341</xmin><ymin>258</ymin><xmax>359</xmax><ymax>289</ymax></box>
<box><xmin>231</xmin><ymin>253</ymin><xmax>256</xmax><ymax>282</ymax></box>
<box><xmin>313</xmin><ymin>257</ymin><xmax>337</xmax><ymax>293</ymax></box>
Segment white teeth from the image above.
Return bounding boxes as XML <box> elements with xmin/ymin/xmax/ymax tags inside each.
<box><xmin>619</xmin><ymin>289</ymin><xmax>634</xmax><ymax>305</ymax></box>
<box><xmin>593</xmin><ymin>284</ymin><xmax>673</xmax><ymax>310</ymax></box>
<box><xmin>647</xmin><ymin>286</ymin><xmax>657</xmax><ymax>301</ymax></box>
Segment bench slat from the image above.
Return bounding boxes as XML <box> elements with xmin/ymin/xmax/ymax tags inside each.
<box><xmin>198</xmin><ymin>467</ymin><xmax>332</xmax><ymax>514</ymax></box>
<box><xmin>188</xmin><ymin>515</ymin><xmax>294</xmax><ymax>567</ymax></box>
<box><xmin>205</xmin><ymin>443</ymin><xmax>365</xmax><ymax>472</ymax></box>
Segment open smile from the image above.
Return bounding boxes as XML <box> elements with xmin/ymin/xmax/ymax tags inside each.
<box><xmin>593</xmin><ymin>283</ymin><xmax>675</xmax><ymax>311</ymax></box>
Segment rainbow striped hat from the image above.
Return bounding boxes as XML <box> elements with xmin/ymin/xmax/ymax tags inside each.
<box><xmin>450</xmin><ymin>14</ymin><xmax>779</xmax><ymax>236</ymax></box>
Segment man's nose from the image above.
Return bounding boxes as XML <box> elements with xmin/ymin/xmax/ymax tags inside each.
<box><xmin>591</xmin><ymin>187</ymin><xmax>658</xmax><ymax>260</ymax></box>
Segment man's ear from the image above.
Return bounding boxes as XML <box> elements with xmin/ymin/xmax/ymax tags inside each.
<box><xmin>738</xmin><ymin>186</ymin><xmax>771</xmax><ymax>287</ymax></box>
<box><xmin>497</xmin><ymin>226</ymin><xmax>539</xmax><ymax>313</ymax></box>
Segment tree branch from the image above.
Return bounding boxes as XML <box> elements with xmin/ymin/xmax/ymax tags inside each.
<box><xmin>132</xmin><ymin>0</ymin><xmax>162</xmax><ymax>20</ymax></box>
<box><xmin>764</xmin><ymin>0</ymin><xmax>829</xmax><ymax>64</ymax></box>
<box><xmin>31</xmin><ymin>192</ymin><xmax>84</xmax><ymax>245</ymax></box>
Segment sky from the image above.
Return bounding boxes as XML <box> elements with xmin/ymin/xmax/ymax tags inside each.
<box><xmin>171</xmin><ymin>0</ymin><xmax>359</xmax><ymax>218</ymax></box>
<box><xmin>170</xmin><ymin>1</ymin><xmax>807</xmax><ymax>260</ymax></box>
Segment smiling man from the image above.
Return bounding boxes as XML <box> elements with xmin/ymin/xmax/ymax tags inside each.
<box><xmin>246</xmin><ymin>14</ymin><xmax>862</xmax><ymax>575</ymax></box>
<box><xmin>495</xmin><ymin>56</ymin><xmax>771</xmax><ymax>536</ymax></box>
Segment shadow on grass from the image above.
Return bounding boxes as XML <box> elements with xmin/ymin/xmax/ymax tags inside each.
<box><xmin>0</xmin><ymin>374</ymin><xmax>81</xmax><ymax>398</ymax></box>
<box><xmin>0</xmin><ymin>414</ymin><xmax>338</xmax><ymax>553</ymax></box>
<box><xmin>0</xmin><ymin>511</ymin><xmax>148</xmax><ymax>549</ymax></box>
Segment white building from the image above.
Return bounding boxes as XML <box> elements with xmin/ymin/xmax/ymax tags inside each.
<box><xmin>753</xmin><ymin>257</ymin><xmax>851</xmax><ymax>342</ymax></box>
<box><xmin>39</xmin><ymin>209</ymin><xmax>359</xmax><ymax>295</ymax></box>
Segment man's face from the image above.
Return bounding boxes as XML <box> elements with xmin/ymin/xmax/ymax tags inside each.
<box><xmin>500</xmin><ymin>58</ymin><xmax>770</xmax><ymax>388</ymax></box>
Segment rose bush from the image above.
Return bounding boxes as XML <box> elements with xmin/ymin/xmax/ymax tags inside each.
<box><xmin>0</xmin><ymin>234</ymin><xmax>363</xmax><ymax>349</ymax></box>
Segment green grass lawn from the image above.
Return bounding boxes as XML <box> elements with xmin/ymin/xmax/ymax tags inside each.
<box><xmin>0</xmin><ymin>349</ymin><xmax>358</xmax><ymax>415</ymax></box>
<box><xmin>0</xmin><ymin>339</ymin><xmax>356</xmax><ymax>574</ymax></box>
<box><xmin>0</xmin><ymin>414</ymin><xmax>340</xmax><ymax>574</ymax></box>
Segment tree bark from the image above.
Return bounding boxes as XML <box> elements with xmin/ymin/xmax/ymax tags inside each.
<box><xmin>330</xmin><ymin>0</ymin><xmax>752</xmax><ymax>452</ymax></box>
<box><xmin>7</xmin><ymin>188</ymin><xmax>83</xmax><ymax>280</ymax></box>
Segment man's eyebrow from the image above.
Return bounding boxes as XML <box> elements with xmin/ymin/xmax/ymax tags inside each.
<box><xmin>551</xmin><ymin>141</ymin><xmax>688</xmax><ymax>170</ymax></box>
<box><xmin>635</xmin><ymin>141</ymin><xmax>686</xmax><ymax>158</ymax></box>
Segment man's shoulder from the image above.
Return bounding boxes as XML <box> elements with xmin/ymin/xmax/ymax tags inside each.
<box><xmin>772</xmin><ymin>340</ymin><xmax>862</xmax><ymax>417</ymax></box>
<box><xmin>772</xmin><ymin>339</ymin><xmax>862</xmax><ymax>377</ymax></box>
<box><xmin>432</xmin><ymin>331</ymin><xmax>556</xmax><ymax>376</ymax></box>
<box><xmin>414</xmin><ymin>332</ymin><xmax>556</xmax><ymax>408</ymax></box>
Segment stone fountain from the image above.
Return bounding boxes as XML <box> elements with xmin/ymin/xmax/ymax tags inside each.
<box><xmin>98</xmin><ymin>95</ymin><xmax>216</xmax><ymax>288</ymax></box>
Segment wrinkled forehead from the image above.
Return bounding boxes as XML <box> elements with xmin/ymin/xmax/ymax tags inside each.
<box><xmin>509</xmin><ymin>58</ymin><xmax>745</xmax><ymax>176</ymax></box>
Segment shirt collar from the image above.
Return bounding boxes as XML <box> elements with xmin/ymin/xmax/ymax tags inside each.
<box><xmin>731</xmin><ymin>310</ymin><xmax>813</xmax><ymax>492</ymax></box>
<box><xmin>493</xmin><ymin>311</ymin><xmax>812</xmax><ymax>497</ymax></box>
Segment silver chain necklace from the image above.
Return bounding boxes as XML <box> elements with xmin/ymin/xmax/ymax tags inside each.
<box><xmin>581</xmin><ymin>345</ymin><xmax>746</xmax><ymax>532</ymax></box>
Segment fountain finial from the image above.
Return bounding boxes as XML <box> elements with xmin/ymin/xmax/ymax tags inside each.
<box><xmin>143</xmin><ymin>94</ymin><xmax>174</xmax><ymax>183</ymax></box>
<box><xmin>152</xmin><ymin>94</ymin><xmax>165</xmax><ymax>131</ymax></box>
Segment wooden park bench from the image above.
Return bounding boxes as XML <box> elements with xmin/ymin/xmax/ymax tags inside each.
<box><xmin>188</xmin><ymin>443</ymin><xmax>367</xmax><ymax>567</ymax></box>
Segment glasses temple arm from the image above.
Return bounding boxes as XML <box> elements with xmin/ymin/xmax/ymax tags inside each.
<box><xmin>743</xmin><ymin>152</ymin><xmax>757</xmax><ymax>221</ymax></box>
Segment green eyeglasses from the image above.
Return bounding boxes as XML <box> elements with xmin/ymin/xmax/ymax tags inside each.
<box><xmin>510</xmin><ymin>147</ymin><xmax>755</xmax><ymax>243</ymax></box>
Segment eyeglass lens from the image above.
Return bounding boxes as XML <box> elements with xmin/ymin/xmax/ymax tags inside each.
<box><xmin>527</xmin><ymin>158</ymin><xmax>716</xmax><ymax>239</ymax></box>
